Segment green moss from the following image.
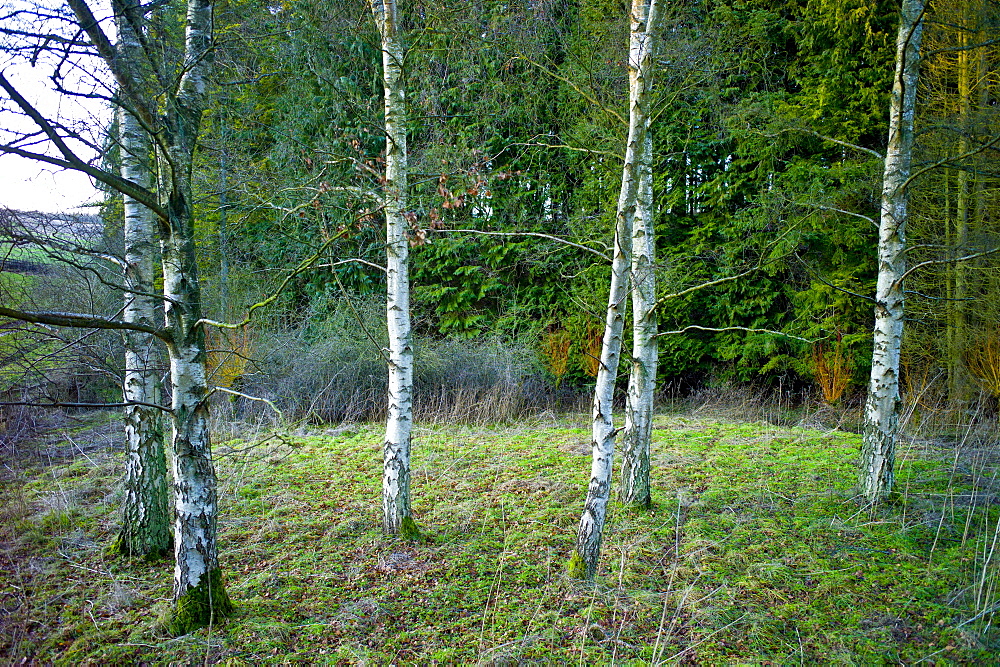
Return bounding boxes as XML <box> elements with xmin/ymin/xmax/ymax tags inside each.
<box><xmin>566</xmin><ymin>550</ymin><xmax>585</xmax><ymax>579</ymax></box>
<box><xmin>40</xmin><ymin>510</ymin><xmax>74</xmax><ymax>532</ymax></box>
<box><xmin>400</xmin><ymin>515</ymin><xmax>422</xmax><ymax>541</ymax></box>
<box><xmin>106</xmin><ymin>531</ymin><xmax>171</xmax><ymax>561</ymax></box>
<box><xmin>161</xmin><ymin>568</ymin><xmax>234</xmax><ymax>636</ymax></box>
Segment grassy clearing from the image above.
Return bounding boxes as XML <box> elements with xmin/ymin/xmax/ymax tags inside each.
<box><xmin>2</xmin><ymin>411</ymin><xmax>999</xmax><ymax>663</ymax></box>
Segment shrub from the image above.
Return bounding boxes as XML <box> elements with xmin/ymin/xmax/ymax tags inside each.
<box><xmin>235</xmin><ymin>298</ymin><xmax>581</xmax><ymax>425</ymax></box>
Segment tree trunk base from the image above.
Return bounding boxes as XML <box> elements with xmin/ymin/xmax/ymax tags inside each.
<box><xmin>161</xmin><ymin>568</ymin><xmax>234</xmax><ymax>636</ymax></box>
<box><xmin>399</xmin><ymin>515</ymin><xmax>422</xmax><ymax>541</ymax></box>
<box><xmin>107</xmin><ymin>531</ymin><xmax>172</xmax><ymax>562</ymax></box>
<box><xmin>566</xmin><ymin>549</ymin><xmax>587</xmax><ymax>579</ymax></box>
<box><xmin>620</xmin><ymin>491</ymin><xmax>652</xmax><ymax>509</ymax></box>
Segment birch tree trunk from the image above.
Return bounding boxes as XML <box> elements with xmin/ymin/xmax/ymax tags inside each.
<box><xmin>107</xmin><ymin>0</ymin><xmax>171</xmax><ymax>560</ymax></box>
<box><xmin>116</xmin><ymin>103</ymin><xmax>171</xmax><ymax>559</ymax></box>
<box><xmin>5</xmin><ymin>0</ymin><xmax>229</xmax><ymax>624</ymax></box>
<box><xmin>371</xmin><ymin>0</ymin><xmax>416</xmax><ymax>536</ymax></box>
<box><xmin>860</xmin><ymin>0</ymin><xmax>925</xmax><ymax>503</ymax></box>
<box><xmin>620</xmin><ymin>125</ymin><xmax>657</xmax><ymax>508</ymax></box>
<box><xmin>570</xmin><ymin>0</ymin><xmax>661</xmax><ymax>579</ymax></box>
<box><xmin>157</xmin><ymin>0</ymin><xmax>232</xmax><ymax>632</ymax></box>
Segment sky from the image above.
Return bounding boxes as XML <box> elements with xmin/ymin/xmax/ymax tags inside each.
<box><xmin>0</xmin><ymin>153</ymin><xmax>103</xmax><ymax>214</ymax></box>
<box><xmin>1</xmin><ymin>2</ymin><xmax>113</xmax><ymax>214</ymax></box>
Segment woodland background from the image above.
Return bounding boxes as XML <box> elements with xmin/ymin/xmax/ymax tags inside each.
<box><xmin>3</xmin><ymin>0</ymin><xmax>1000</xmax><ymax>420</ymax></box>
<box><xmin>3</xmin><ymin>0</ymin><xmax>1000</xmax><ymax>660</ymax></box>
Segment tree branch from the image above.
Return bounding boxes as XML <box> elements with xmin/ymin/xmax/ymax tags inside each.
<box><xmin>514</xmin><ymin>54</ymin><xmax>627</xmax><ymax>126</ymax></box>
<box><xmin>901</xmin><ymin>133</ymin><xmax>1000</xmax><ymax>193</ymax></box>
<box><xmin>198</xmin><ymin>226</ymin><xmax>353</xmax><ymax>330</ymax></box>
<box><xmin>427</xmin><ymin>228</ymin><xmax>611</xmax><ymax>261</ymax></box>
<box><xmin>0</xmin><ymin>73</ymin><xmax>164</xmax><ymax>216</ymax></box>
<box><xmin>0</xmin><ymin>305</ymin><xmax>169</xmax><ymax>340</ymax></box>
<box><xmin>654</xmin><ymin>325</ymin><xmax>812</xmax><ymax>343</ymax></box>
<box><xmin>210</xmin><ymin>387</ymin><xmax>283</xmax><ymax>420</ymax></box>
<box><xmin>895</xmin><ymin>247</ymin><xmax>1000</xmax><ymax>288</ymax></box>
<box><xmin>767</xmin><ymin>128</ymin><xmax>883</xmax><ymax>159</ymax></box>
<box><xmin>66</xmin><ymin>0</ymin><xmax>157</xmax><ymax>127</ymax></box>
<box><xmin>317</xmin><ymin>258</ymin><xmax>387</xmax><ymax>272</ymax></box>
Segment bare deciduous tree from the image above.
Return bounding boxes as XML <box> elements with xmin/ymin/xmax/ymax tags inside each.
<box><xmin>570</xmin><ymin>0</ymin><xmax>662</xmax><ymax>580</ymax></box>
<box><xmin>860</xmin><ymin>0</ymin><xmax>926</xmax><ymax>502</ymax></box>
<box><xmin>0</xmin><ymin>0</ymin><xmax>232</xmax><ymax>632</ymax></box>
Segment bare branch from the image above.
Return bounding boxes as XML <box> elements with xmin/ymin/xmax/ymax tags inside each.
<box><xmin>654</xmin><ymin>325</ymin><xmax>812</xmax><ymax>343</ymax></box>
<box><xmin>427</xmin><ymin>228</ymin><xmax>611</xmax><ymax>261</ymax></box>
<box><xmin>210</xmin><ymin>387</ymin><xmax>283</xmax><ymax>421</ymax></box>
<box><xmin>650</xmin><ymin>265</ymin><xmax>761</xmax><ymax>312</ymax></box>
<box><xmin>902</xmin><ymin>133</ymin><xmax>1000</xmax><ymax>192</ymax></box>
<box><xmin>514</xmin><ymin>54</ymin><xmax>627</xmax><ymax>126</ymax></box>
<box><xmin>0</xmin><ymin>304</ymin><xmax>169</xmax><ymax>340</ymax></box>
<box><xmin>198</xmin><ymin>226</ymin><xmax>353</xmax><ymax>330</ymax></box>
<box><xmin>317</xmin><ymin>258</ymin><xmax>387</xmax><ymax>272</ymax></box>
<box><xmin>802</xmin><ymin>202</ymin><xmax>877</xmax><ymax>227</ymax></box>
<box><xmin>509</xmin><ymin>135</ymin><xmax>622</xmax><ymax>161</ymax></box>
<box><xmin>794</xmin><ymin>252</ymin><xmax>876</xmax><ymax>303</ymax></box>
<box><xmin>895</xmin><ymin>247</ymin><xmax>1000</xmax><ymax>287</ymax></box>
<box><xmin>0</xmin><ymin>73</ymin><xmax>164</xmax><ymax>216</ymax></box>
<box><xmin>66</xmin><ymin>0</ymin><xmax>157</xmax><ymax>126</ymax></box>
<box><xmin>766</xmin><ymin>128</ymin><xmax>883</xmax><ymax>159</ymax></box>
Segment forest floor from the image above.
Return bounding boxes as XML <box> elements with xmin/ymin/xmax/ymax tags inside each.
<box><xmin>2</xmin><ymin>405</ymin><xmax>999</xmax><ymax>663</ymax></box>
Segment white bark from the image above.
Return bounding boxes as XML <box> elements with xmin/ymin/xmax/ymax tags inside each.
<box><xmin>371</xmin><ymin>0</ymin><xmax>414</xmax><ymax>534</ymax></box>
<box><xmin>573</xmin><ymin>0</ymin><xmax>661</xmax><ymax>580</ymax></box>
<box><xmin>119</xmin><ymin>100</ymin><xmax>171</xmax><ymax>557</ymax></box>
<box><xmin>144</xmin><ymin>0</ymin><xmax>232</xmax><ymax>628</ymax></box>
<box><xmin>620</xmin><ymin>125</ymin><xmax>657</xmax><ymax>508</ymax></box>
<box><xmin>861</xmin><ymin>0</ymin><xmax>924</xmax><ymax>502</ymax></box>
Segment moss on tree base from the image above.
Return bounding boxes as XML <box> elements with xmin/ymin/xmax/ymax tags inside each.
<box><xmin>162</xmin><ymin>568</ymin><xmax>234</xmax><ymax>636</ymax></box>
<box><xmin>566</xmin><ymin>549</ymin><xmax>586</xmax><ymax>579</ymax></box>
<box><xmin>107</xmin><ymin>531</ymin><xmax>171</xmax><ymax>562</ymax></box>
<box><xmin>400</xmin><ymin>515</ymin><xmax>422</xmax><ymax>541</ymax></box>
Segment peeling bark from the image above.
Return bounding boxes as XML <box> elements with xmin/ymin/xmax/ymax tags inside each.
<box><xmin>114</xmin><ymin>0</ymin><xmax>171</xmax><ymax>561</ymax></box>
<box><xmin>573</xmin><ymin>0</ymin><xmax>661</xmax><ymax>579</ymax></box>
<box><xmin>620</xmin><ymin>126</ymin><xmax>657</xmax><ymax>509</ymax></box>
<box><xmin>154</xmin><ymin>0</ymin><xmax>232</xmax><ymax>629</ymax></box>
<box><xmin>119</xmin><ymin>115</ymin><xmax>171</xmax><ymax>556</ymax></box>
<box><xmin>371</xmin><ymin>0</ymin><xmax>415</xmax><ymax>535</ymax></box>
<box><xmin>861</xmin><ymin>0</ymin><xmax>925</xmax><ymax>503</ymax></box>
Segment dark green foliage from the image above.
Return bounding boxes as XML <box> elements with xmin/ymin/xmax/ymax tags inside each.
<box><xmin>174</xmin><ymin>0</ymin><xmax>997</xmax><ymax>395</ymax></box>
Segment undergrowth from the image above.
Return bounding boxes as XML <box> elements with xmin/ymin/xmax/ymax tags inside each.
<box><xmin>2</xmin><ymin>412</ymin><xmax>999</xmax><ymax>662</ymax></box>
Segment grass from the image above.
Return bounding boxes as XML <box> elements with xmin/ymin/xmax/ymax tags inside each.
<box><xmin>0</xmin><ymin>241</ymin><xmax>53</xmax><ymax>265</ymax></box>
<box><xmin>2</xmin><ymin>410</ymin><xmax>999</xmax><ymax>663</ymax></box>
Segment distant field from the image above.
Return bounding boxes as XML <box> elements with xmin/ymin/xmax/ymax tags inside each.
<box><xmin>2</xmin><ymin>413</ymin><xmax>998</xmax><ymax>662</ymax></box>
<box><xmin>0</xmin><ymin>241</ymin><xmax>52</xmax><ymax>267</ymax></box>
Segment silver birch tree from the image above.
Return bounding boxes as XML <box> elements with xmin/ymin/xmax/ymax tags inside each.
<box><xmin>369</xmin><ymin>0</ymin><xmax>416</xmax><ymax>536</ymax></box>
<box><xmin>569</xmin><ymin>0</ymin><xmax>662</xmax><ymax>579</ymax></box>
<box><xmin>620</xmin><ymin>124</ymin><xmax>657</xmax><ymax>508</ymax></box>
<box><xmin>860</xmin><ymin>0</ymin><xmax>925</xmax><ymax>502</ymax></box>
<box><xmin>66</xmin><ymin>0</ymin><xmax>233</xmax><ymax>630</ymax></box>
<box><xmin>111</xmin><ymin>0</ymin><xmax>171</xmax><ymax>560</ymax></box>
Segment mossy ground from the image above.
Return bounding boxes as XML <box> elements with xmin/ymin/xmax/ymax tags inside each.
<box><xmin>2</xmin><ymin>411</ymin><xmax>999</xmax><ymax>662</ymax></box>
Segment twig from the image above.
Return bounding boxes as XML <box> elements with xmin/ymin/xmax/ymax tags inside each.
<box><xmin>210</xmin><ymin>387</ymin><xmax>284</xmax><ymax>422</ymax></box>
<box><xmin>427</xmin><ymin>228</ymin><xmax>610</xmax><ymax>261</ymax></box>
<box><xmin>654</xmin><ymin>325</ymin><xmax>812</xmax><ymax>343</ymax></box>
